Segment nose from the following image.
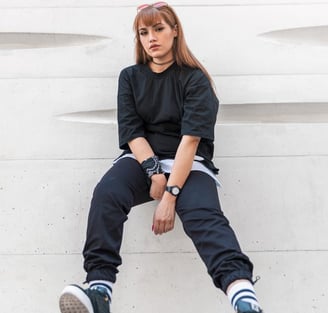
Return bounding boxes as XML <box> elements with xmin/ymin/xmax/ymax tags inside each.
<box><xmin>148</xmin><ymin>30</ymin><xmax>157</xmax><ymax>42</ymax></box>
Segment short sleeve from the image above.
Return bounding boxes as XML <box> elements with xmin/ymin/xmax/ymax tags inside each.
<box><xmin>117</xmin><ymin>68</ymin><xmax>145</xmax><ymax>150</ymax></box>
<box><xmin>181</xmin><ymin>70</ymin><xmax>219</xmax><ymax>141</ymax></box>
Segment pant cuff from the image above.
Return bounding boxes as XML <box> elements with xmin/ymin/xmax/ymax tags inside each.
<box><xmin>85</xmin><ymin>268</ymin><xmax>117</xmax><ymax>284</ymax></box>
<box><xmin>219</xmin><ymin>270</ymin><xmax>253</xmax><ymax>293</ymax></box>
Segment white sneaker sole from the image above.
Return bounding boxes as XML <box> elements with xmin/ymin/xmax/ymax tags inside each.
<box><xmin>59</xmin><ymin>285</ymin><xmax>94</xmax><ymax>313</ymax></box>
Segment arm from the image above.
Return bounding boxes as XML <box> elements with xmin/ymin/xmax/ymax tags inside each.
<box><xmin>151</xmin><ymin>71</ymin><xmax>215</xmax><ymax>235</ymax></box>
<box><xmin>118</xmin><ymin>69</ymin><xmax>167</xmax><ymax>200</ymax></box>
<box><xmin>152</xmin><ymin>135</ymin><xmax>200</xmax><ymax>235</ymax></box>
<box><xmin>166</xmin><ymin>135</ymin><xmax>200</xmax><ymax>190</ymax></box>
<box><xmin>128</xmin><ymin>137</ymin><xmax>167</xmax><ymax>200</ymax></box>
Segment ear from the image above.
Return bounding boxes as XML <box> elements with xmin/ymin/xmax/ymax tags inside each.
<box><xmin>174</xmin><ymin>24</ymin><xmax>178</xmax><ymax>37</ymax></box>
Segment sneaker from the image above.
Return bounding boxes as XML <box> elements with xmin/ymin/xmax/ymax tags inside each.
<box><xmin>235</xmin><ymin>300</ymin><xmax>263</xmax><ymax>313</ymax></box>
<box><xmin>59</xmin><ymin>285</ymin><xmax>110</xmax><ymax>313</ymax></box>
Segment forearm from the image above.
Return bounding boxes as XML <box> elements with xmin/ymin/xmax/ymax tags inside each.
<box><xmin>128</xmin><ymin>137</ymin><xmax>155</xmax><ymax>163</ymax></box>
<box><xmin>167</xmin><ymin>135</ymin><xmax>200</xmax><ymax>189</ymax></box>
<box><xmin>128</xmin><ymin>135</ymin><xmax>200</xmax><ymax>179</ymax></box>
<box><xmin>151</xmin><ymin>135</ymin><xmax>200</xmax><ymax>235</ymax></box>
<box><xmin>128</xmin><ymin>136</ymin><xmax>166</xmax><ymax>200</ymax></box>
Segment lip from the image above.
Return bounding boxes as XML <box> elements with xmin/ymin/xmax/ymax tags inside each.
<box><xmin>149</xmin><ymin>44</ymin><xmax>160</xmax><ymax>50</ymax></box>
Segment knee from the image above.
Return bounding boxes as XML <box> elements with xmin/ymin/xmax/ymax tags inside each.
<box><xmin>93</xmin><ymin>178</ymin><xmax>115</xmax><ymax>201</ymax></box>
<box><xmin>92</xmin><ymin>178</ymin><xmax>130</xmax><ymax>212</ymax></box>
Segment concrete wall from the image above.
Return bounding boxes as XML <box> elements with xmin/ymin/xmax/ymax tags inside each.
<box><xmin>1</xmin><ymin>1</ymin><xmax>328</xmax><ymax>312</ymax></box>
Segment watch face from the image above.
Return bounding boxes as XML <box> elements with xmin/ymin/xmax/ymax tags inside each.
<box><xmin>172</xmin><ymin>186</ymin><xmax>180</xmax><ymax>196</ymax></box>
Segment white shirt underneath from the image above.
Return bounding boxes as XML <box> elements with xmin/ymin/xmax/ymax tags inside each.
<box><xmin>114</xmin><ymin>153</ymin><xmax>221</xmax><ymax>187</ymax></box>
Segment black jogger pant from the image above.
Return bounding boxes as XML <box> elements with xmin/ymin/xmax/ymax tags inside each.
<box><xmin>83</xmin><ymin>157</ymin><xmax>253</xmax><ymax>293</ymax></box>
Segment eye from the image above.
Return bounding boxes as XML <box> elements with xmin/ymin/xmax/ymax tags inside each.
<box><xmin>155</xmin><ymin>26</ymin><xmax>164</xmax><ymax>32</ymax></box>
<box><xmin>139</xmin><ymin>30</ymin><xmax>148</xmax><ymax>36</ymax></box>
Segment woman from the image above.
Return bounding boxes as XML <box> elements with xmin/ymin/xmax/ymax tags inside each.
<box><xmin>59</xmin><ymin>3</ymin><xmax>263</xmax><ymax>313</ymax></box>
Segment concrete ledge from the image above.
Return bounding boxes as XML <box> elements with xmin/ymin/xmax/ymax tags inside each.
<box><xmin>1</xmin><ymin>251</ymin><xmax>327</xmax><ymax>313</ymax></box>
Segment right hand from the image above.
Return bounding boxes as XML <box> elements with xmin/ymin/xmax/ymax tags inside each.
<box><xmin>152</xmin><ymin>191</ymin><xmax>176</xmax><ymax>235</ymax></box>
<box><xmin>149</xmin><ymin>173</ymin><xmax>167</xmax><ymax>200</ymax></box>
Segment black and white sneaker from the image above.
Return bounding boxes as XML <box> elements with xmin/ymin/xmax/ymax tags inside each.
<box><xmin>59</xmin><ymin>285</ymin><xmax>110</xmax><ymax>313</ymax></box>
<box><xmin>235</xmin><ymin>299</ymin><xmax>263</xmax><ymax>313</ymax></box>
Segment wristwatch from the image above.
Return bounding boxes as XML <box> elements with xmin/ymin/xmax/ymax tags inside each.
<box><xmin>165</xmin><ymin>185</ymin><xmax>181</xmax><ymax>197</ymax></box>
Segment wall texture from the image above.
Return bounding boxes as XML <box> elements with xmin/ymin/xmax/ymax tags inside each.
<box><xmin>1</xmin><ymin>1</ymin><xmax>328</xmax><ymax>312</ymax></box>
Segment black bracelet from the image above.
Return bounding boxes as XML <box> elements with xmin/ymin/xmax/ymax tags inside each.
<box><xmin>141</xmin><ymin>155</ymin><xmax>164</xmax><ymax>178</ymax></box>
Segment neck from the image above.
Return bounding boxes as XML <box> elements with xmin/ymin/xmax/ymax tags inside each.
<box><xmin>152</xmin><ymin>58</ymin><xmax>174</xmax><ymax>66</ymax></box>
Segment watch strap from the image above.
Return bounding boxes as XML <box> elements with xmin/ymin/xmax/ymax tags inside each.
<box><xmin>165</xmin><ymin>185</ymin><xmax>181</xmax><ymax>196</ymax></box>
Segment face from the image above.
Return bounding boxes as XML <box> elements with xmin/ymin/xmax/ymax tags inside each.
<box><xmin>138</xmin><ymin>19</ymin><xmax>177</xmax><ymax>61</ymax></box>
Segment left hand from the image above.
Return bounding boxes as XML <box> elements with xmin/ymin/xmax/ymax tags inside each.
<box><xmin>152</xmin><ymin>193</ymin><xmax>176</xmax><ymax>235</ymax></box>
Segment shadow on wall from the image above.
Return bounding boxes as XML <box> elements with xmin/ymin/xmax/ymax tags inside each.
<box><xmin>0</xmin><ymin>32</ymin><xmax>109</xmax><ymax>50</ymax></box>
<box><xmin>55</xmin><ymin>102</ymin><xmax>328</xmax><ymax>125</ymax></box>
<box><xmin>258</xmin><ymin>25</ymin><xmax>328</xmax><ymax>47</ymax></box>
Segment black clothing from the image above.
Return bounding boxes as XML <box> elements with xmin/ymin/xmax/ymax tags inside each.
<box><xmin>117</xmin><ymin>62</ymin><xmax>219</xmax><ymax>173</ymax></box>
<box><xmin>83</xmin><ymin>157</ymin><xmax>253</xmax><ymax>292</ymax></box>
<box><xmin>82</xmin><ymin>62</ymin><xmax>254</xmax><ymax>293</ymax></box>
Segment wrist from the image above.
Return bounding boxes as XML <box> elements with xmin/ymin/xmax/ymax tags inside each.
<box><xmin>151</xmin><ymin>172</ymin><xmax>166</xmax><ymax>180</ymax></box>
<box><xmin>165</xmin><ymin>185</ymin><xmax>181</xmax><ymax>197</ymax></box>
<box><xmin>141</xmin><ymin>155</ymin><xmax>164</xmax><ymax>178</ymax></box>
<box><xmin>163</xmin><ymin>190</ymin><xmax>178</xmax><ymax>202</ymax></box>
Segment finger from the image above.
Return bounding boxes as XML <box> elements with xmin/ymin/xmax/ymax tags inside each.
<box><xmin>164</xmin><ymin>222</ymin><xmax>174</xmax><ymax>233</ymax></box>
<box><xmin>155</xmin><ymin>222</ymin><xmax>165</xmax><ymax>235</ymax></box>
<box><xmin>158</xmin><ymin>223</ymin><xmax>164</xmax><ymax>235</ymax></box>
<box><xmin>152</xmin><ymin>221</ymin><xmax>159</xmax><ymax>234</ymax></box>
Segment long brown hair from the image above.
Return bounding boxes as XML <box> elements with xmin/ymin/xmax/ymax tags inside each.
<box><xmin>133</xmin><ymin>4</ymin><xmax>214</xmax><ymax>87</ymax></box>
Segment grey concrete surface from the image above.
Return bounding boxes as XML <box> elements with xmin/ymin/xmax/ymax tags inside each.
<box><xmin>1</xmin><ymin>1</ymin><xmax>328</xmax><ymax>313</ymax></box>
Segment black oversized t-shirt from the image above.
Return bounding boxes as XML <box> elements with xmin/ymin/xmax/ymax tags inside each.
<box><xmin>117</xmin><ymin>62</ymin><xmax>219</xmax><ymax>172</ymax></box>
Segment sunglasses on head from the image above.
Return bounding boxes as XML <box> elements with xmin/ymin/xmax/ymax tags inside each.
<box><xmin>137</xmin><ymin>2</ymin><xmax>168</xmax><ymax>13</ymax></box>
